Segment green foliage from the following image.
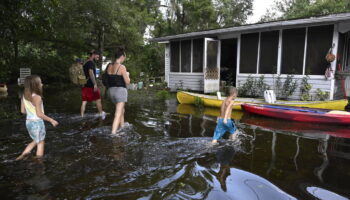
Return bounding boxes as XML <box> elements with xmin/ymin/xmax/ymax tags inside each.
<box><xmin>315</xmin><ymin>88</ymin><xmax>330</xmax><ymax>101</ymax></box>
<box><xmin>214</xmin><ymin>0</ymin><xmax>253</xmax><ymax>27</ymax></box>
<box><xmin>238</xmin><ymin>75</ymin><xmax>269</xmax><ymax>98</ymax></box>
<box><xmin>156</xmin><ymin>90</ymin><xmax>170</xmax><ymax>100</ymax></box>
<box><xmin>127</xmin><ymin>43</ymin><xmax>164</xmax><ymax>81</ymax></box>
<box><xmin>0</xmin><ymin>0</ymin><xmax>162</xmax><ymax>84</ymax></box>
<box><xmin>260</xmin><ymin>0</ymin><xmax>350</xmax><ymax>22</ymax></box>
<box><xmin>256</xmin><ymin>75</ymin><xmax>270</xmax><ymax>97</ymax></box>
<box><xmin>238</xmin><ymin>75</ymin><xmax>255</xmax><ymax>97</ymax></box>
<box><xmin>153</xmin><ymin>0</ymin><xmax>253</xmax><ymax>36</ymax></box>
<box><xmin>274</xmin><ymin>74</ymin><xmax>283</xmax><ymax>98</ymax></box>
<box><xmin>226</xmin><ymin>72</ymin><xmax>236</xmax><ymax>86</ymax></box>
<box><xmin>300</xmin><ymin>75</ymin><xmax>312</xmax><ymax>101</ymax></box>
<box><xmin>281</xmin><ymin>75</ymin><xmax>298</xmax><ymax>99</ymax></box>
<box><xmin>194</xmin><ymin>96</ymin><xmax>204</xmax><ymax>108</ymax></box>
<box><xmin>0</xmin><ymin>0</ymin><xmax>254</xmax><ymax>84</ymax></box>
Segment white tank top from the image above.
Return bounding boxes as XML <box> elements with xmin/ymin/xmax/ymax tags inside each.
<box><xmin>23</xmin><ymin>94</ymin><xmax>44</xmax><ymax>120</ymax></box>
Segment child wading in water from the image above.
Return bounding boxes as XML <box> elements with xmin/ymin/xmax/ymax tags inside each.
<box><xmin>212</xmin><ymin>87</ymin><xmax>241</xmax><ymax>144</ymax></box>
<box><xmin>16</xmin><ymin>75</ymin><xmax>58</xmax><ymax>160</ymax></box>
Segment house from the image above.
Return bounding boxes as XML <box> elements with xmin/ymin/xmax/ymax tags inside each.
<box><xmin>150</xmin><ymin>13</ymin><xmax>350</xmax><ymax>100</ymax></box>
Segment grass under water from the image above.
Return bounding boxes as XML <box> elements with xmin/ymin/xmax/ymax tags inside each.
<box><xmin>0</xmin><ymin>86</ymin><xmax>350</xmax><ymax>199</ymax></box>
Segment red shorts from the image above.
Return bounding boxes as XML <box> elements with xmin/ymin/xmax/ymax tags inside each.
<box><xmin>81</xmin><ymin>87</ymin><xmax>101</xmax><ymax>102</ymax></box>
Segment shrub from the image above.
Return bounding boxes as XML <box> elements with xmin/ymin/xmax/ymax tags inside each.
<box><xmin>194</xmin><ymin>96</ymin><xmax>204</xmax><ymax>108</ymax></box>
<box><xmin>315</xmin><ymin>89</ymin><xmax>329</xmax><ymax>101</ymax></box>
<box><xmin>300</xmin><ymin>76</ymin><xmax>312</xmax><ymax>101</ymax></box>
<box><xmin>156</xmin><ymin>90</ymin><xmax>170</xmax><ymax>100</ymax></box>
<box><xmin>256</xmin><ymin>75</ymin><xmax>270</xmax><ymax>97</ymax></box>
<box><xmin>238</xmin><ymin>75</ymin><xmax>254</xmax><ymax>97</ymax></box>
<box><xmin>274</xmin><ymin>74</ymin><xmax>283</xmax><ymax>98</ymax></box>
<box><xmin>281</xmin><ymin>75</ymin><xmax>298</xmax><ymax>99</ymax></box>
<box><xmin>238</xmin><ymin>75</ymin><xmax>269</xmax><ymax>98</ymax></box>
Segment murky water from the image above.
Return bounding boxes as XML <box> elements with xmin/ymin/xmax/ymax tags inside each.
<box><xmin>1</xmin><ymin>86</ymin><xmax>350</xmax><ymax>200</ymax></box>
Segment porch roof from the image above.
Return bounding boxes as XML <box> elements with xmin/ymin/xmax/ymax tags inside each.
<box><xmin>150</xmin><ymin>12</ymin><xmax>350</xmax><ymax>42</ymax></box>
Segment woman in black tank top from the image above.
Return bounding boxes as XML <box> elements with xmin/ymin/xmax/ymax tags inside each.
<box><xmin>107</xmin><ymin>65</ymin><xmax>126</xmax><ymax>88</ymax></box>
<box><xmin>107</xmin><ymin>47</ymin><xmax>130</xmax><ymax>134</ymax></box>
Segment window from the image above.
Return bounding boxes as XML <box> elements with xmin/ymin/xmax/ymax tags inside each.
<box><xmin>193</xmin><ymin>39</ymin><xmax>204</xmax><ymax>72</ymax></box>
<box><xmin>305</xmin><ymin>25</ymin><xmax>334</xmax><ymax>75</ymax></box>
<box><xmin>181</xmin><ymin>40</ymin><xmax>191</xmax><ymax>72</ymax></box>
<box><xmin>170</xmin><ymin>41</ymin><xmax>180</xmax><ymax>72</ymax></box>
<box><xmin>281</xmin><ymin>28</ymin><xmax>306</xmax><ymax>74</ymax></box>
<box><xmin>240</xmin><ymin>33</ymin><xmax>259</xmax><ymax>73</ymax></box>
<box><xmin>259</xmin><ymin>31</ymin><xmax>279</xmax><ymax>74</ymax></box>
<box><xmin>207</xmin><ymin>40</ymin><xmax>218</xmax><ymax>70</ymax></box>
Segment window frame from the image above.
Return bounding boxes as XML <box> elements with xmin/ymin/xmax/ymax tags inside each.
<box><xmin>169</xmin><ymin>39</ymin><xmax>204</xmax><ymax>75</ymax></box>
<box><xmin>237</xmin><ymin>24</ymin><xmax>335</xmax><ymax>79</ymax></box>
<box><xmin>239</xmin><ymin>32</ymin><xmax>260</xmax><ymax>74</ymax></box>
<box><xmin>258</xmin><ymin>30</ymin><xmax>280</xmax><ymax>74</ymax></box>
<box><xmin>170</xmin><ymin>41</ymin><xmax>180</xmax><ymax>72</ymax></box>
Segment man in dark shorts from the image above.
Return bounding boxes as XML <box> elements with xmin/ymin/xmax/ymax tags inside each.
<box><xmin>80</xmin><ymin>50</ymin><xmax>105</xmax><ymax>117</ymax></box>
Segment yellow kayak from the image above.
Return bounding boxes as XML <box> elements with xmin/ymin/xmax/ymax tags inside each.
<box><xmin>176</xmin><ymin>104</ymin><xmax>244</xmax><ymax>120</ymax></box>
<box><xmin>177</xmin><ymin>91</ymin><xmax>347</xmax><ymax>111</ymax></box>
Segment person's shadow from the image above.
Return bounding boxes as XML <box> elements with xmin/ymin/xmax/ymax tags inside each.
<box><xmin>215</xmin><ymin>146</ymin><xmax>236</xmax><ymax>192</ymax></box>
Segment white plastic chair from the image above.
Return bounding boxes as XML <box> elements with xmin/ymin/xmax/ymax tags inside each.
<box><xmin>264</xmin><ymin>90</ymin><xmax>276</xmax><ymax>104</ymax></box>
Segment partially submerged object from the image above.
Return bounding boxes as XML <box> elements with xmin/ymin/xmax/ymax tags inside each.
<box><xmin>242</xmin><ymin>103</ymin><xmax>350</xmax><ymax>125</ymax></box>
<box><xmin>177</xmin><ymin>91</ymin><xmax>347</xmax><ymax>111</ymax></box>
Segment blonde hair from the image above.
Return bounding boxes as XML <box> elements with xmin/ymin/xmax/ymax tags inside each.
<box><xmin>23</xmin><ymin>75</ymin><xmax>42</xmax><ymax>101</ymax></box>
<box><xmin>227</xmin><ymin>86</ymin><xmax>238</xmax><ymax>97</ymax></box>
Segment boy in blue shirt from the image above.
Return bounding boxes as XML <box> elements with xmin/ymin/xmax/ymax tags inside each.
<box><xmin>212</xmin><ymin>87</ymin><xmax>241</xmax><ymax>144</ymax></box>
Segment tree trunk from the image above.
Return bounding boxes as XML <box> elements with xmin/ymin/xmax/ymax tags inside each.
<box><xmin>97</xmin><ymin>25</ymin><xmax>104</xmax><ymax>70</ymax></box>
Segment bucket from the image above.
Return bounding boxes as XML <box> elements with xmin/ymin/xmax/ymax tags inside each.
<box><xmin>138</xmin><ymin>82</ymin><xmax>143</xmax><ymax>89</ymax></box>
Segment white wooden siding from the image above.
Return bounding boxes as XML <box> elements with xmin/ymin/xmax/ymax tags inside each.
<box><xmin>236</xmin><ymin>75</ymin><xmax>332</xmax><ymax>100</ymax></box>
<box><xmin>165</xmin><ymin>44</ymin><xmax>170</xmax><ymax>87</ymax></box>
<box><xmin>169</xmin><ymin>73</ymin><xmax>204</xmax><ymax>91</ymax></box>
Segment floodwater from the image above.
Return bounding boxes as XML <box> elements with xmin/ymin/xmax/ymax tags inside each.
<box><xmin>1</xmin><ymin>86</ymin><xmax>350</xmax><ymax>200</ymax></box>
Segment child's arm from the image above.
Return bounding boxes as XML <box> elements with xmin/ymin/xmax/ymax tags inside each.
<box><xmin>32</xmin><ymin>95</ymin><xmax>58</xmax><ymax>127</ymax></box>
<box><xmin>223</xmin><ymin>101</ymin><xmax>234</xmax><ymax>124</ymax></box>
<box><xmin>20</xmin><ymin>99</ymin><xmax>26</xmax><ymax>114</ymax></box>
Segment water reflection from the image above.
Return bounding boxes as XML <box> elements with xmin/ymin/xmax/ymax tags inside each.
<box><xmin>0</xmin><ymin>91</ymin><xmax>8</xmax><ymax>98</ymax></box>
<box><xmin>214</xmin><ymin>146</ymin><xmax>235</xmax><ymax>192</ymax></box>
<box><xmin>306</xmin><ymin>186</ymin><xmax>349</xmax><ymax>200</ymax></box>
<box><xmin>1</xmin><ymin>88</ymin><xmax>350</xmax><ymax>199</ymax></box>
<box><xmin>175</xmin><ymin>103</ymin><xmax>350</xmax><ymax>199</ymax></box>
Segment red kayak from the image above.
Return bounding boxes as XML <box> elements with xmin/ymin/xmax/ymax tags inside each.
<box><xmin>241</xmin><ymin>104</ymin><xmax>350</xmax><ymax>125</ymax></box>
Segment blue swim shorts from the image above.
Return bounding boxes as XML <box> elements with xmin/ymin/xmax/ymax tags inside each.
<box><xmin>26</xmin><ymin>120</ymin><xmax>46</xmax><ymax>143</ymax></box>
<box><xmin>213</xmin><ymin>118</ymin><xmax>236</xmax><ymax>140</ymax></box>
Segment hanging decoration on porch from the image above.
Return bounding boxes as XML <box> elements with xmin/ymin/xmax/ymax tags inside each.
<box><xmin>325</xmin><ymin>67</ymin><xmax>334</xmax><ymax>80</ymax></box>
<box><xmin>324</xmin><ymin>44</ymin><xmax>335</xmax><ymax>80</ymax></box>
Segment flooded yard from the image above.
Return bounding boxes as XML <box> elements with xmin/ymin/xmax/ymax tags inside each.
<box><xmin>0</xmin><ymin>86</ymin><xmax>350</xmax><ymax>200</ymax></box>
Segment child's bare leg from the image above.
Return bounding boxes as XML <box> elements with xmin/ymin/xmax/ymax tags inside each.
<box><xmin>111</xmin><ymin>103</ymin><xmax>125</xmax><ymax>134</ymax></box>
<box><xmin>36</xmin><ymin>141</ymin><xmax>45</xmax><ymax>158</ymax></box>
<box><xmin>16</xmin><ymin>141</ymin><xmax>37</xmax><ymax>160</ymax></box>
<box><xmin>81</xmin><ymin>101</ymin><xmax>87</xmax><ymax>117</ymax></box>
